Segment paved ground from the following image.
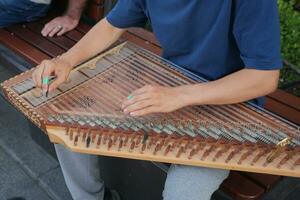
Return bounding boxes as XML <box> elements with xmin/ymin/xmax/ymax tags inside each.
<box><xmin>0</xmin><ymin>50</ymin><xmax>72</xmax><ymax>200</ymax></box>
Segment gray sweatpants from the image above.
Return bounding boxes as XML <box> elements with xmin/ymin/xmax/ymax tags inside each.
<box><xmin>55</xmin><ymin>144</ymin><xmax>229</xmax><ymax>200</ymax></box>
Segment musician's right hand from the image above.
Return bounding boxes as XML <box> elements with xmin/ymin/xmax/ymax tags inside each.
<box><xmin>32</xmin><ymin>57</ymin><xmax>73</xmax><ymax>92</ymax></box>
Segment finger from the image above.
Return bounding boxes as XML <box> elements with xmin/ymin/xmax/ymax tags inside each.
<box><xmin>56</xmin><ymin>27</ymin><xmax>67</xmax><ymax>36</ymax></box>
<box><xmin>32</xmin><ymin>68</ymin><xmax>39</xmax><ymax>87</ymax></box>
<box><xmin>122</xmin><ymin>93</ymin><xmax>152</xmax><ymax>109</ymax></box>
<box><xmin>33</xmin><ymin>64</ymin><xmax>45</xmax><ymax>88</ymax></box>
<box><xmin>131</xmin><ymin>85</ymin><xmax>154</xmax><ymax>96</ymax></box>
<box><xmin>48</xmin><ymin>75</ymin><xmax>66</xmax><ymax>92</ymax></box>
<box><xmin>41</xmin><ymin>22</ymin><xmax>55</xmax><ymax>37</ymax></box>
<box><xmin>41</xmin><ymin>61</ymin><xmax>53</xmax><ymax>78</ymax></box>
<box><xmin>48</xmin><ymin>26</ymin><xmax>61</xmax><ymax>37</ymax></box>
<box><xmin>130</xmin><ymin>106</ymin><xmax>159</xmax><ymax>116</ymax></box>
<box><xmin>123</xmin><ymin>99</ymin><xmax>154</xmax><ymax>114</ymax></box>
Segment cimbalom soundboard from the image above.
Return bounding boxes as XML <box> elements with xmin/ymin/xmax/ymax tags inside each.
<box><xmin>2</xmin><ymin>42</ymin><xmax>300</xmax><ymax>177</ymax></box>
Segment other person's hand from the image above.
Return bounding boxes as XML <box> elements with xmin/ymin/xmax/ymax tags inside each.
<box><xmin>32</xmin><ymin>57</ymin><xmax>73</xmax><ymax>92</ymax></box>
<box><xmin>122</xmin><ymin>85</ymin><xmax>187</xmax><ymax>116</ymax></box>
<box><xmin>41</xmin><ymin>15</ymin><xmax>80</xmax><ymax>37</ymax></box>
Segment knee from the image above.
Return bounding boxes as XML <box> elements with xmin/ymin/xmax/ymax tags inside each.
<box><xmin>163</xmin><ymin>165</ymin><xmax>229</xmax><ymax>200</ymax></box>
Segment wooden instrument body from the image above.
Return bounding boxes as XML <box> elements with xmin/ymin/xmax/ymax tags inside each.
<box><xmin>1</xmin><ymin>42</ymin><xmax>300</xmax><ymax>177</ymax></box>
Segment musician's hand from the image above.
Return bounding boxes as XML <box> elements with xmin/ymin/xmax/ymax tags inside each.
<box><xmin>41</xmin><ymin>15</ymin><xmax>79</xmax><ymax>37</ymax></box>
<box><xmin>122</xmin><ymin>85</ymin><xmax>187</xmax><ymax>116</ymax></box>
<box><xmin>32</xmin><ymin>57</ymin><xmax>73</xmax><ymax>92</ymax></box>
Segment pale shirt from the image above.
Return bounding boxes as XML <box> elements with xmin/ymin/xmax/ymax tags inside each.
<box><xmin>30</xmin><ymin>0</ymin><xmax>51</xmax><ymax>4</ymax></box>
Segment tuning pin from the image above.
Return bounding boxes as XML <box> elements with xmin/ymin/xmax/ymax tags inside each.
<box><xmin>201</xmin><ymin>144</ymin><xmax>215</xmax><ymax>161</ymax></box>
<box><xmin>153</xmin><ymin>142</ymin><xmax>161</xmax><ymax>155</ymax></box>
<box><xmin>118</xmin><ymin>140</ymin><xmax>123</xmax><ymax>151</ymax></box>
<box><xmin>238</xmin><ymin>147</ymin><xmax>254</xmax><ymax>165</ymax></box>
<box><xmin>86</xmin><ymin>136</ymin><xmax>91</xmax><ymax>148</ymax></box>
<box><xmin>129</xmin><ymin>141</ymin><xmax>136</xmax><ymax>152</ymax></box>
<box><xmin>251</xmin><ymin>148</ymin><xmax>270</xmax><ymax>166</ymax></box>
<box><xmin>164</xmin><ymin>144</ymin><xmax>172</xmax><ymax>156</ymax></box>
<box><xmin>176</xmin><ymin>146</ymin><xmax>184</xmax><ymax>158</ymax></box>
<box><xmin>82</xmin><ymin>131</ymin><xmax>87</xmax><ymax>142</ymax></box>
<box><xmin>277</xmin><ymin>151</ymin><xmax>293</xmax><ymax>168</ymax></box>
<box><xmin>141</xmin><ymin>142</ymin><xmax>147</xmax><ymax>154</ymax></box>
<box><xmin>74</xmin><ymin>135</ymin><xmax>79</xmax><ymax>146</ymax></box>
<box><xmin>225</xmin><ymin>146</ymin><xmax>241</xmax><ymax>163</ymax></box>
<box><xmin>96</xmin><ymin>134</ymin><xmax>102</xmax><ymax>148</ymax></box>
<box><xmin>69</xmin><ymin>129</ymin><xmax>74</xmax><ymax>141</ymax></box>
<box><xmin>107</xmin><ymin>138</ymin><xmax>113</xmax><ymax>150</ymax></box>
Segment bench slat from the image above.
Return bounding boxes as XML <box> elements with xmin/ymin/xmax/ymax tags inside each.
<box><xmin>242</xmin><ymin>172</ymin><xmax>281</xmax><ymax>191</ymax></box>
<box><xmin>76</xmin><ymin>23</ymin><xmax>92</xmax><ymax>34</ymax></box>
<box><xmin>221</xmin><ymin>171</ymin><xmax>265</xmax><ymax>200</ymax></box>
<box><xmin>65</xmin><ymin>29</ymin><xmax>85</xmax><ymax>42</ymax></box>
<box><xmin>122</xmin><ymin>32</ymin><xmax>162</xmax><ymax>55</ymax></box>
<box><xmin>6</xmin><ymin>25</ymin><xmax>65</xmax><ymax>57</ymax></box>
<box><xmin>268</xmin><ymin>90</ymin><xmax>300</xmax><ymax>111</ymax></box>
<box><xmin>0</xmin><ymin>29</ymin><xmax>50</xmax><ymax>65</ymax></box>
<box><xmin>265</xmin><ymin>97</ymin><xmax>300</xmax><ymax>125</ymax></box>
<box><xmin>128</xmin><ymin>28</ymin><xmax>161</xmax><ymax>47</ymax></box>
<box><xmin>26</xmin><ymin>22</ymin><xmax>76</xmax><ymax>51</ymax></box>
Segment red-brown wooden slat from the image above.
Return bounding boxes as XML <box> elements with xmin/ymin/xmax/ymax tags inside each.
<box><xmin>65</xmin><ymin>29</ymin><xmax>85</xmax><ymax>42</ymax></box>
<box><xmin>76</xmin><ymin>23</ymin><xmax>92</xmax><ymax>34</ymax></box>
<box><xmin>26</xmin><ymin>22</ymin><xmax>76</xmax><ymax>50</ymax></box>
<box><xmin>121</xmin><ymin>32</ymin><xmax>162</xmax><ymax>55</ymax></box>
<box><xmin>37</xmin><ymin>17</ymin><xmax>85</xmax><ymax>43</ymax></box>
<box><xmin>268</xmin><ymin>90</ymin><xmax>300</xmax><ymax>111</ymax></box>
<box><xmin>221</xmin><ymin>172</ymin><xmax>265</xmax><ymax>200</ymax></box>
<box><xmin>6</xmin><ymin>25</ymin><xmax>65</xmax><ymax>58</ymax></box>
<box><xmin>265</xmin><ymin>97</ymin><xmax>300</xmax><ymax>125</ymax></box>
<box><xmin>241</xmin><ymin>172</ymin><xmax>282</xmax><ymax>191</ymax></box>
<box><xmin>128</xmin><ymin>28</ymin><xmax>161</xmax><ymax>47</ymax></box>
<box><xmin>0</xmin><ymin>29</ymin><xmax>50</xmax><ymax>65</ymax></box>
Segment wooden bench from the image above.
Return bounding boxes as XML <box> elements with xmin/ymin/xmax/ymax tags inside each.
<box><xmin>0</xmin><ymin>4</ymin><xmax>299</xmax><ymax>200</ymax></box>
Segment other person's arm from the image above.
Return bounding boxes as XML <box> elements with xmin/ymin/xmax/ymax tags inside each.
<box><xmin>41</xmin><ymin>0</ymin><xmax>87</xmax><ymax>37</ymax></box>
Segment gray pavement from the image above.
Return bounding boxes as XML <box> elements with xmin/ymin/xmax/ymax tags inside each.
<box><xmin>0</xmin><ymin>58</ymin><xmax>72</xmax><ymax>200</ymax></box>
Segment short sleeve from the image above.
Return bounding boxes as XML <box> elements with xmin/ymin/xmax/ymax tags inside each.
<box><xmin>106</xmin><ymin>0</ymin><xmax>147</xmax><ymax>28</ymax></box>
<box><xmin>233</xmin><ymin>0</ymin><xmax>282</xmax><ymax>70</ymax></box>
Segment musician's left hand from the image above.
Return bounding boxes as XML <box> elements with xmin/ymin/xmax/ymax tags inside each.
<box><xmin>122</xmin><ymin>85</ymin><xmax>187</xmax><ymax>116</ymax></box>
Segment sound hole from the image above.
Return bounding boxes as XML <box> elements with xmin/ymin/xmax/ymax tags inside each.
<box><xmin>74</xmin><ymin>95</ymin><xmax>96</xmax><ymax>109</ymax></box>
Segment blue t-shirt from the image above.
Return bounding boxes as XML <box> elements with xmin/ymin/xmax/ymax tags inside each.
<box><xmin>106</xmin><ymin>0</ymin><xmax>282</xmax><ymax>105</ymax></box>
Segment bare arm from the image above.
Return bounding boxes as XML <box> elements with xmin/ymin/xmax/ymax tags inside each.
<box><xmin>60</xmin><ymin>18</ymin><xmax>125</xmax><ymax>67</ymax></box>
<box><xmin>64</xmin><ymin>0</ymin><xmax>87</xmax><ymax>20</ymax></box>
<box><xmin>34</xmin><ymin>18</ymin><xmax>125</xmax><ymax>91</ymax></box>
<box><xmin>41</xmin><ymin>0</ymin><xmax>87</xmax><ymax>37</ymax></box>
<box><xmin>179</xmin><ymin>69</ymin><xmax>280</xmax><ymax>105</ymax></box>
<box><xmin>122</xmin><ymin>69</ymin><xmax>280</xmax><ymax>116</ymax></box>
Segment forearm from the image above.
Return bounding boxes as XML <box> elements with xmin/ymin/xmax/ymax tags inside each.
<box><xmin>65</xmin><ymin>0</ymin><xmax>86</xmax><ymax>19</ymax></box>
<box><xmin>179</xmin><ymin>69</ymin><xmax>280</xmax><ymax>106</ymax></box>
<box><xmin>60</xmin><ymin>18</ymin><xmax>125</xmax><ymax>67</ymax></box>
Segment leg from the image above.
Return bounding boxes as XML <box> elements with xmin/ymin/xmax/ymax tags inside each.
<box><xmin>55</xmin><ymin>144</ymin><xmax>105</xmax><ymax>200</ymax></box>
<box><xmin>0</xmin><ymin>0</ymin><xmax>49</xmax><ymax>28</ymax></box>
<box><xmin>163</xmin><ymin>165</ymin><xmax>229</xmax><ymax>200</ymax></box>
